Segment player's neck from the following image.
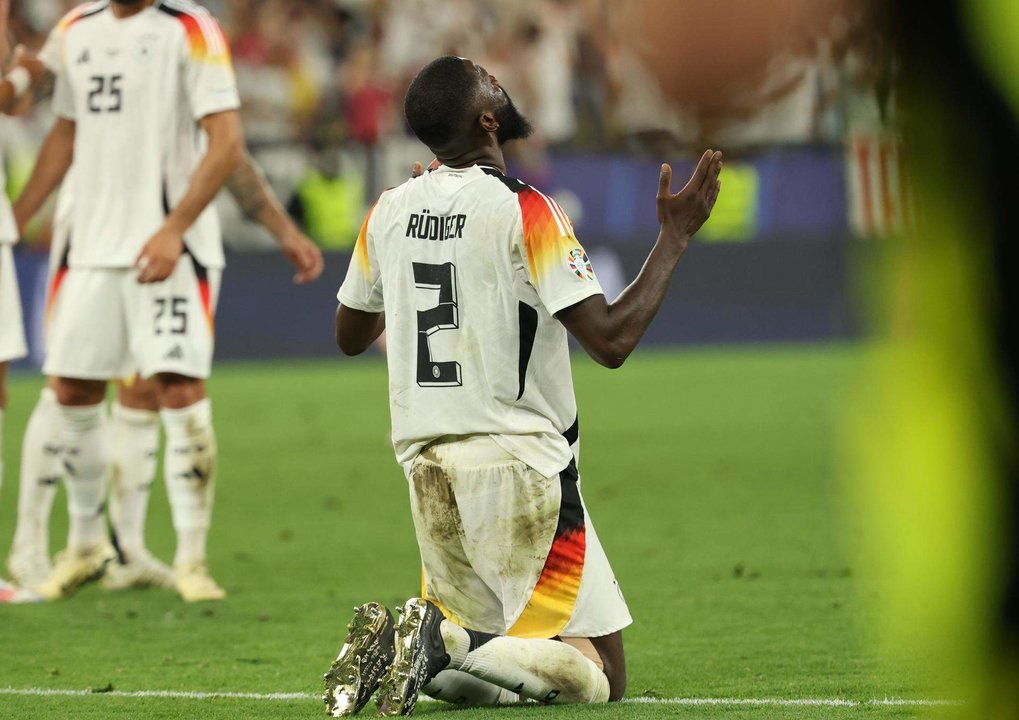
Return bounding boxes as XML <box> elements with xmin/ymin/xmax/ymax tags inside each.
<box><xmin>438</xmin><ymin>147</ymin><xmax>506</xmax><ymax>175</ymax></box>
<box><xmin>110</xmin><ymin>0</ymin><xmax>156</xmax><ymax>20</ymax></box>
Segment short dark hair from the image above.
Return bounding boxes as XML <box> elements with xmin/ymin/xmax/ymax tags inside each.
<box><xmin>404</xmin><ymin>56</ymin><xmax>477</xmax><ymax>149</ymax></box>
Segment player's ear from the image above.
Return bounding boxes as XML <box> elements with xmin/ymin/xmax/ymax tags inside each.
<box><xmin>479</xmin><ymin>110</ymin><xmax>499</xmax><ymax>134</ymax></box>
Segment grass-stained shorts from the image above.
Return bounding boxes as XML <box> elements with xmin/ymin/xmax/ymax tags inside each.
<box><xmin>406</xmin><ymin>435</ymin><xmax>632</xmax><ymax>639</ymax></box>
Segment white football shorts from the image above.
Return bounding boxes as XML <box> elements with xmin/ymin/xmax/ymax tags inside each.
<box><xmin>43</xmin><ymin>256</ymin><xmax>221</xmax><ymax>380</ymax></box>
<box><xmin>406</xmin><ymin>435</ymin><xmax>632</xmax><ymax>640</ymax></box>
<box><xmin>0</xmin><ymin>244</ymin><xmax>28</xmax><ymax>363</ymax></box>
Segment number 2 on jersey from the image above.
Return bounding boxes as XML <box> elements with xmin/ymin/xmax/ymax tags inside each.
<box><xmin>413</xmin><ymin>262</ymin><xmax>462</xmax><ymax>387</ymax></box>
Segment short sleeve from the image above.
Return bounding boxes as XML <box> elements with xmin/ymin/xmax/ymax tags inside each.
<box><xmin>337</xmin><ymin>199</ymin><xmax>384</xmax><ymax>312</ymax></box>
<box><xmin>41</xmin><ymin>25</ymin><xmax>75</xmax><ymax>120</ymax></box>
<box><xmin>177</xmin><ymin>10</ymin><xmax>241</xmax><ymax>120</ymax></box>
<box><xmin>515</xmin><ymin>187</ymin><xmax>604</xmax><ymax>316</ymax></box>
<box><xmin>38</xmin><ymin>26</ymin><xmax>62</xmax><ymax>71</ymax></box>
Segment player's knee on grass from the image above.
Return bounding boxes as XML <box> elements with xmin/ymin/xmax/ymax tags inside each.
<box><xmin>154</xmin><ymin>373</ymin><xmax>206</xmax><ymax>409</ymax></box>
<box><xmin>55</xmin><ymin>377</ymin><xmax>106</xmax><ymax>406</ymax></box>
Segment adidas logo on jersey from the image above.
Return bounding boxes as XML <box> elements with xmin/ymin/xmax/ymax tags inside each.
<box><xmin>76</xmin><ymin>49</ymin><xmax>91</xmax><ymax>65</ymax></box>
<box><xmin>164</xmin><ymin>345</ymin><xmax>185</xmax><ymax>361</ymax></box>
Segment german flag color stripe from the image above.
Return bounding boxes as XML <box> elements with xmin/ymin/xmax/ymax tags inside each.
<box><xmin>508</xmin><ymin>461</ymin><xmax>587</xmax><ymax>639</ymax></box>
<box><xmin>518</xmin><ymin>188</ymin><xmax>580</xmax><ymax>284</ymax></box>
<box><xmin>158</xmin><ymin>0</ymin><xmax>232</xmax><ymax>64</ymax></box>
<box><xmin>353</xmin><ymin>197</ymin><xmax>381</xmax><ymax>278</ymax></box>
<box><xmin>55</xmin><ymin>1</ymin><xmax>107</xmax><ymax>31</ymax></box>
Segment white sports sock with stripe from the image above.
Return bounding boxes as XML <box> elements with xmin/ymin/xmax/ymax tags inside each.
<box><xmin>11</xmin><ymin>388</ymin><xmax>61</xmax><ymax>558</ymax></box>
<box><xmin>161</xmin><ymin>398</ymin><xmax>216</xmax><ymax>566</ymax></box>
<box><xmin>59</xmin><ymin>402</ymin><xmax>110</xmax><ymax>550</ymax></box>
<box><xmin>109</xmin><ymin>403</ymin><xmax>161</xmax><ymax>560</ymax></box>
<box><xmin>439</xmin><ymin>621</ymin><xmax>610</xmax><ymax>704</ymax></box>
<box><xmin>423</xmin><ymin>669</ymin><xmax>519</xmax><ymax>706</ymax></box>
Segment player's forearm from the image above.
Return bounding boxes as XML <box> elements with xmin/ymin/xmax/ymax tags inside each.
<box><xmin>226</xmin><ymin>152</ymin><xmax>297</xmax><ymax>241</ymax></box>
<box><xmin>163</xmin><ymin>113</ymin><xmax>244</xmax><ymax>236</ymax></box>
<box><xmin>603</xmin><ymin>238</ymin><xmax>684</xmax><ymax>357</ymax></box>
<box><xmin>14</xmin><ymin>117</ymin><xmax>74</xmax><ymax>227</ymax></box>
<box><xmin>558</xmin><ymin>236</ymin><xmax>684</xmax><ymax>369</ymax></box>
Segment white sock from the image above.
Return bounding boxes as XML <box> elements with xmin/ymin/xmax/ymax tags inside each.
<box><xmin>11</xmin><ymin>388</ymin><xmax>62</xmax><ymax>558</ymax></box>
<box><xmin>440</xmin><ymin>621</ymin><xmax>610</xmax><ymax>704</ymax></box>
<box><xmin>59</xmin><ymin>402</ymin><xmax>109</xmax><ymax>550</ymax></box>
<box><xmin>109</xmin><ymin>403</ymin><xmax>160</xmax><ymax>560</ymax></box>
<box><xmin>423</xmin><ymin>669</ymin><xmax>520</xmax><ymax>705</ymax></box>
<box><xmin>161</xmin><ymin>399</ymin><xmax>216</xmax><ymax>567</ymax></box>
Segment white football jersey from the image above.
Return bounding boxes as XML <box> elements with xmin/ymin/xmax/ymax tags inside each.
<box><xmin>43</xmin><ymin>0</ymin><xmax>239</xmax><ymax>269</ymax></box>
<box><xmin>338</xmin><ymin>164</ymin><xmax>605</xmax><ymax>478</ymax></box>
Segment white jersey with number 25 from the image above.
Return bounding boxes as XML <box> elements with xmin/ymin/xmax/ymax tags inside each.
<box><xmin>42</xmin><ymin>0</ymin><xmax>239</xmax><ymax>270</ymax></box>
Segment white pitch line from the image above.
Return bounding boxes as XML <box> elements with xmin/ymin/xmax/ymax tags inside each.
<box><xmin>0</xmin><ymin>687</ymin><xmax>961</xmax><ymax>707</ymax></box>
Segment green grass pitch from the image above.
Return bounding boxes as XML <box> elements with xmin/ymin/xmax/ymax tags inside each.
<box><xmin>0</xmin><ymin>345</ymin><xmax>942</xmax><ymax>718</ymax></box>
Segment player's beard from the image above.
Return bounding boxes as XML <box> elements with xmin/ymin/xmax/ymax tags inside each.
<box><xmin>494</xmin><ymin>90</ymin><xmax>534</xmax><ymax>146</ymax></box>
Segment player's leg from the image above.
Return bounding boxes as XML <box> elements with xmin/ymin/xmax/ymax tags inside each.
<box><xmin>0</xmin><ymin>361</ymin><xmax>7</xmax><ymax>506</ymax></box>
<box><xmin>131</xmin><ymin>256</ymin><xmax>222</xmax><ymax>601</ymax></box>
<box><xmin>0</xmin><ymin>362</ymin><xmax>41</xmax><ymax>604</ymax></box>
<box><xmin>100</xmin><ymin>377</ymin><xmax>173</xmax><ymax>590</ymax></box>
<box><xmin>37</xmin><ymin>268</ymin><xmax>129</xmax><ymax>599</ymax></box>
<box><xmin>35</xmin><ymin>375</ymin><xmax>117</xmax><ymax>599</ymax></box>
<box><xmin>376</xmin><ymin>598</ymin><xmax>611</xmax><ymax>716</ymax></box>
<box><xmin>8</xmin><ymin>235</ymin><xmax>70</xmax><ymax>588</ymax></box>
<box><xmin>153</xmin><ymin>372</ymin><xmax>221</xmax><ymax>600</ymax></box>
<box><xmin>6</xmin><ymin>381</ymin><xmax>61</xmax><ymax>589</ymax></box>
<box><xmin>0</xmin><ymin>362</ymin><xmax>8</xmax><ymax>530</ymax></box>
<box><xmin>0</xmin><ymin>240</ymin><xmax>29</xmax><ymax>528</ymax></box>
<box><xmin>376</xmin><ymin>438</ymin><xmax>629</xmax><ymax>711</ymax></box>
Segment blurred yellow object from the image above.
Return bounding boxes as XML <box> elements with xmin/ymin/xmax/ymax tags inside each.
<box><xmin>846</xmin><ymin>1</ymin><xmax>1018</xmax><ymax>714</ymax></box>
<box><xmin>698</xmin><ymin>165</ymin><xmax>758</xmax><ymax>243</ymax></box>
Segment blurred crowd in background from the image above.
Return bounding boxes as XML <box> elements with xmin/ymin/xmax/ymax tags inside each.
<box><xmin>2</xmin><ymin>0</ymin><xmax>893</xmax><ymax>250</ymax></box>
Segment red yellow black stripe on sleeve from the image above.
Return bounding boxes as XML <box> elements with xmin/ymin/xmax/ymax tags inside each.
<box><xmin>353</xmin><ymin>197</ymin><xmax>381</xmax><ymax>278</ymax></box>
<box><xmin>508</xmin><ymin>461</ymin><xmax>587</xmax><ymax>639</ymax></box>
<box><xmin>56</xmin><ymin>1</ymin><xmax>107</xmax><ymax>31</ymax></box>
<box><xmin>157</xmin><ymin>1</ymin><xmax>232</xmax><ymax>65</ymax></box>
<box><xmin>518</xmin><ymin>188</ymin><xmax>580</xmax><ymax>284</ymax></box>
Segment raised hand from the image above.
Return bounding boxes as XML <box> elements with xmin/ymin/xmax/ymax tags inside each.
<box><xmin>657</xmin><ymin>150</ymin><xmax>723</xmax><ymax>249</ymax></box>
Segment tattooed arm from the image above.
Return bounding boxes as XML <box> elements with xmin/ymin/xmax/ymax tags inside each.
<box><xmin>227</xmin><ymin>152</ymin><xmax>324</xmax><ymax>284</ymax></box>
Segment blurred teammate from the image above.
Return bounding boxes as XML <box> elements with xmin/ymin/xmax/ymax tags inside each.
<box><xmin>326</xmin><ymin>56</ymin><xmax>721</xmax><ymax>714</ymax></box>
<box><xmin>6</xmin><ymin>154</ymin><xmax>323</xmax><ymax>593</ymax></box>
<box><xmin>12</xmin><ymin>0</ymin><xmax>245</xmax><ymax>602</ymax></box>
<box><xmin>4</xmin><ymin>1</ymin><xmax>322</xmax><ymax>596</ymax></box>
<box><xmin>0</xmin><ymin>0</ymin><xmax>47</xmax><ymax>604</ymax></box>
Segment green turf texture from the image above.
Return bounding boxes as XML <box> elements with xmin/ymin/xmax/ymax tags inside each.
<box><xmin>0</xmin><ymin>345</ymin><xmax>937</xmax><ymax>718</ymax></box>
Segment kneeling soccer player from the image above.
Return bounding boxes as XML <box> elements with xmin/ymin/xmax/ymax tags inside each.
<box><xmin>327</xmin><ymin>56</ymin><xmax>722</xmax><ymax>714</ymax></box>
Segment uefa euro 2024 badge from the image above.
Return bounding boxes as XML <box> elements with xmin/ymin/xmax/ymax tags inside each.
<box><xmin>568</xmin><ymin>248</ymin><xmax>594</xmax><ymax>281</ymax></box>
